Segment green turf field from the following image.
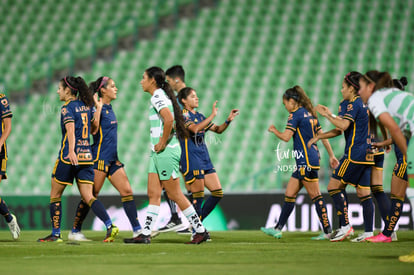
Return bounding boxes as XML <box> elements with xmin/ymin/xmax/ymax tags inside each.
<box><xmin>0</xmin><ymin>230</ymin><xmax>413</xmax><ymax>274</ymax></box>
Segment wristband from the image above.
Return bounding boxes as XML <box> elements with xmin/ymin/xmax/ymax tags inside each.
<box><xmin>225</xmin><ymin>120</ymin><xmax>230</xmax><ymax>125</ymax></box>
<box><xmin>330</xmin><ymin>114</ymin><xmax>337</xmax><ymax>118</ymax></box>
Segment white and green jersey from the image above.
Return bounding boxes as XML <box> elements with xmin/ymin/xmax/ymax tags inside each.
<box><xmin>368</xmin><ymin>88</ymin><xmax>414</xmax><ymax>137</ymax></box>
<box><xmin>149</xmin><ymin>88</ymin><xmax>179</xmax><ymax>151</ymax></box>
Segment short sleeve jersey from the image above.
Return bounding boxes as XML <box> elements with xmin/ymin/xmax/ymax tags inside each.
<box><xmin>368</xmin><ymin>88</ymin><xmax>414</xmax><ymax>137</ymax></box>
<box><xmin>149</xmin><ymin>88</ymin><xmax>179</xmax><ymax>151</ymax></box>
<box><xmin>182</xmin><ymin>109</ymin><xmax>214</xmax><ymax>150</ymax></box>
<box><xmin>338</xmin><ymin>99</ymin><xmax>349</xmax><ymax>117</ymax></box>
<box><xmin>285</xmin><ymin>107</ymin><xmax>321</xmax><ymax>169</ymax></box>
<box><xmin>60</xmin><ymin>99</ymin><xmax>93</xmax><ymax>165</ymax></box>
<box><xmin>92</xmin><ymin>104</ymin><xmax>118</xmax><ymax>162</ymax></box>
<box><xmin>341</xmin><ymin>96</ymin><xmax>372</xmax><ymax>164</ymax></box>
<box><xmin>0</xmin><ymin>94</ymin><xmax>12</xmax><ymax>156</ymax></box>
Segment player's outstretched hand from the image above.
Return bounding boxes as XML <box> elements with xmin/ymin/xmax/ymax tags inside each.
<box><xmin>227</xmin><ymin>109</ymin><xmax>239</xmax><ymax>122</ymax></box>
<box><xmin>211</xmin><ymin>101</ymin><xmax>218</xmax><ymax>117</ymax></box>
<box><xmin>315</xmin><ymin>104</ymin><xmax>331</xmax><ymax>117</ymax></box>
<box><xmin>268</xmin><ymin>125</ymin><xmax>277</xmax><ymax>133</ymax></box>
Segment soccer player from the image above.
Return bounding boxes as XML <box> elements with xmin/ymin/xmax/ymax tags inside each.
<box><xmin>358</xmin><ymin>71</ymin><xmax>413</xmax><ymax>243</ymax></box>
<box><xmin>68</xmin><ymin>76</ymin><xmax>142</xmax><ymax>241</ymax></box>
<box><xmin>0</xmin><ymin>93</ymin><xmax>20</xmax><ymax>240</ymax></box>
<box><xmin>311</xmin><ymin>72</ymin><xmax>375</xmax><ymax>242</ymax></box>
<box><xmin>38</xmin><ymin>76</ymin><xmax>118</xmax><ymax>242</ymax></box>
<box><xmin>154</xmin><ymin>65</ymin><xmax>192</xmax><ymax>234</ymax></box>
<box><xmin>123</xmin><ymin>67</ymin><xmax>208</xmax><ymax>244</ymax></box>
<box><xmin>177</xmin><ymin>87</ymin><xmax>238</xmax><ymax>230</ymax></box>
<box><xmin>261</xmin><ymin>86</ymin><xmax>337</xmax><ymax>240</ymax></box>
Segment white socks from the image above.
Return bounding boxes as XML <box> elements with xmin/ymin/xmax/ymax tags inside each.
<box><xmin>142</xmin><ymin>205</ymin><xmax>159</xmax><ymax>236</ymax></box>
<box><xmin>182</xmin><ymin>205</ymin><xmax>205</xmax><ymax>233</ymax></box>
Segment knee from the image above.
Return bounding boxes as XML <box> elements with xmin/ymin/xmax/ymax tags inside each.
<box><xmin>119</xmin><ymin>186</ymin><xmax>133</xmax><ymax>197</ymax></box>
<box><xmin>211</xmin><ymin>189</ymin><xmax>223</xmax><ymax>198</ymax></box>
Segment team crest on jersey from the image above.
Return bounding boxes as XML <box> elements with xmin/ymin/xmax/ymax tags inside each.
<box><xmin>61</xmin><ymin>107</ymin><xmax>68</xmax><ymax>115</ymax></box>
<box><xmin>347</xmin><ymin>104</ymin><xmax>353</xmax><ymax>112</ymax></box>
<box><xmin>1</xmin><ymin>98</ymin><xmax>8</xmax><ymax>107</ymax></box>
<box><xmin>288</xmin><ymin>113</ymin><xmax>293</xmax><ymax>121</ymax></box>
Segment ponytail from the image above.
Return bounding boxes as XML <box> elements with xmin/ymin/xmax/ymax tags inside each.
<box><xmin>89</xmin><ymin>76</ymin><xmax>109</xmax><ymax>97</ymax></box>
<box><xmin>283</xmin><ymin>85</ymin><xmax>317</xmax><ymax>117</ymax></box>
<box><xmin>162</xmin><ymin>81</ymin><xmax>189</xmax><ymax>140</ymax></box>
<box><xmin>62</xmin><ymin>76</ymin><xmax>94</xmax><ymax>107</ymax></box>
<box><xmin>393</xmin><ymin>76</ymin><xmax>408</xmax><ymax>91</ymax></box>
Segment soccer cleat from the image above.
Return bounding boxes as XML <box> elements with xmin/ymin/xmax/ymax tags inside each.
<box><xmin>186</xmin><ymin>231</ymin><xmax>209</xmax><ymax>244</ymax></box>
<box><xmin>124</xmin><ymin>234</ymin><xmax>151</xmax><ymax>244</ymax></box>
<box><xmin>260</xmin><ymin>227</ymin><xmax>282</xmax><ymax>239</ymax></box>
<box><xmin>330</xmin><ymin>225</ymin><xmax>354</xmax><ymax>242</ymax></box>
<box><xmin>68</xmin><ymin>231</ymin><xmax>91</xmax><ymax>241</ymax></box>
<box><xmin>399</xmin><ymin>252</ymin><xmax>414</xmax><ymax>263</ymax></box>
<box><xmin>176</xmin><ymin>226</ymin><xmax>192</xmax><ymax>235</ymax></box>
<box><xmin>350</xmin><ymin>232</ymin><xmax>373</xmax><ymax>242</ymax></box>
<box><xmin>133</xmin><ymin>229</ymin><xmax>142</xmax><ymax>238</ymax></box>
<box><xmin>37</xmin><ymin>234</ymin><xmax>63</xmax><ymax>242</ymax></box>
<box><xmin>311</xmin><ymin>232</ymin><xmax>330</xmax><ymax>240</ymax></box>
<box><xmin>391</xmin><ymin>231</ymin><xmax>398</xmax><ymax>241</ymax></box>
<box><xmin>157</xmin><ymin>218</ymin><xmax>183</xmax><ymax>232</ymax></box>
<box><xmin>7</xmin><ymin>214</ymin><xmax>20</xmax><ymax>240</ymax></box>
<box><xmin>103</xmin><ymin>225</ymin><xmax>119</xmax><ymax>242</ymax></box>
<box><xmin>365</xmin><ymin>233</ymin><xmax>392</xmax><ymax>243</ymax></box>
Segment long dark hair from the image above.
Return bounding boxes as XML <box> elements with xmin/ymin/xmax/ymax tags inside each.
<box><xmin>360</xmin><ymin>71</ymin><xmax>393</xmax><ymax>140</ymax></box>
<box><xmin>177</xmin><ymin>87</ymin><xmax>194</xmax><ymax>107</ymax></box>
<box><xmin>283</xmin><ymin>85</ymin><xmax>317</xmax><ymax>117</ymax></box>
<box><xmin>90</xmin><ymin>76</ymin><xmax>110</xmax><ymax>97</ymax></box>
<box><xmin>145</xmin><ymin>66</ymin><xmax>188</xmax><ymax>139</ymax></box>
<box><xmin>61</xmin><ymin>76</ymin><xmax>94</xmax><ymax>107</ymax></box>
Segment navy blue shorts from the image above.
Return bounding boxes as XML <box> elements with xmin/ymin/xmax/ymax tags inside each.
<box><xmin>372</xmin><ymin>153</ymin><xmax>384</xmax><ymax>169</ymax></box>
<box><xmin>332</xmin><ymin>156</ymin><xmax>371</xmax><ymax>189</ymax></box>
<box><xmin>94</xmin><ymin>159</ymin><xmax>124</xmax><ymax>178</ymax></box>
<box><xmin>393</xmin><ymin>157</ymin><xmax>408</xmax><ymax>181</ymax></box>
<box><xmin>180</xmin><ymin>142</ymin><xmax>215</xmax><ymax>185</ymax></box>
<box><xmin>52</xmin><ymin>159</ymin><xmax>94</xmax><ymax>185</ymax></box>
<box><xmin>291</xmin><ymin>165</ymin><xmax>318</xmax><ymax>182</ymax></box>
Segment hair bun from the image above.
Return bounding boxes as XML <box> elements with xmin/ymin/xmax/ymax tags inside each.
<box><xmin>400</xmin><ymin>77</ymin><xmax>408</xmax><ymax>86</ymax></box>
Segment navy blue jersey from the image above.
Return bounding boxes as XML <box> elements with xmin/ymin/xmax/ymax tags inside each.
<box><xmin>180</xmin><ymin>109</ymin><xmax>214</xmax><ymax>169</ymax></box>
<box><xmin>341</xmin><ymin>96</ymin><xmax>372</xmax><ymax>164</ymax></box>
<box><xmin>59</xmin><ymin>99</ymin><xmax>93</xmax><ymax>165</ymax></box>
<box><xmin>338</xmin><ymin>99</ymin><xmax>348</xmax><ymax>117</ymax></box>
<box><xmin>0</xmin><ymin>94</ymin><xmax>12</xmax><ymax>157</ymax></box>
<box><xmin>182</xmin><ymin>109</ymin><xmax>213</xmax><ymax>151</ymax></box>
<box><xmin>285</xmin><ymin>107</ymin><xmax>321</xmax><ymax>169</ymax></box>
<box><xmin>92</xmin><ymin>104</ymin><xmax>118</xmax><ymax>162</ymax></box>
